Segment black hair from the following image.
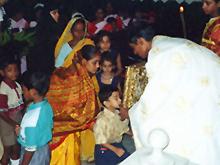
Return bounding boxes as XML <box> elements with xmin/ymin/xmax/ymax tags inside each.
<box><xmin>94</xmin><ymin>30</ymin><xmax>112</xmax><ymax>45</ymax></box>
<box><xmin>0</xmin><ymin>55</ymin><xmax>18</xmax><ymax>70</ymax></box>
<box><xmin>106</xmin><ymin>17</ymin><xmax>117</xmax><ymax>24</ymax></box>
<box><xmin>81</xmin><ymin>45</ymin><xmax>100</xmax><ymax>60</ymax></box>
<box><xmin>128</xmin><ymin>22</ymin><xmax>155</xmax><ymax>44</ymax></box>
<box><xmin>21</xmin><ymin>71</ymin><xmax>50</xmax><ymax>97</ymax></box>
<box><xmin>100</xmin><ymin>51</ymin><xmax>116</xmax><ymax>66</ymax></box>
<box><xmin>99</xmin><ymin>87</ymin><xmax>119</xmax><ymax>105</ymax></box>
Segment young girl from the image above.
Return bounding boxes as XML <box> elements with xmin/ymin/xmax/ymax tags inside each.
<box><xmin>95</xmin><ymin>30</ymin><xmax>123</xmax><ymax>75</ymax></box>
<box><xmin>202</xmin><ymin>0</ymin><xmax>220</xmax><ymax>56</ymax></box>
<box><xmin>0</xmin><ymin>56</ymin><xmax>24</xmax><ymax>165</ymax></box>
<box><xmin>96</xmin><ymin>51</ymin><xmax>122</xmax><ymax>92</ymax></box>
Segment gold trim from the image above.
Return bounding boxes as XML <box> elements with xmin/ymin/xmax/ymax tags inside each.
<box><xmin>202</xmin><ymin>38</ymin><xmax>215</xmax><ymax>45</ymax></box>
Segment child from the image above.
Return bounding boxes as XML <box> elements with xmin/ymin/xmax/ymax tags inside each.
<box><xmin>96</xmin><ymin>52</ymin><xmax>122</xmax><ymax>92</ymax></box>
<box><xmin>0</xmin><ymin>56</ymin><xmax>24</xmax><ymax>165</ymax></box>
<box><xmin>95</xmin><ymin>30</ymin><xmax>122</xmax><ymax>75</ymax></box>
<box><xmin>17</xmin><ymin>72</ymin><xmax>53</xmax><ymax>165</ymax></box>
<box><xmin>94</xmin><ymin>87</ymin><xmax>130</xmax><ymax>165</ymax></box>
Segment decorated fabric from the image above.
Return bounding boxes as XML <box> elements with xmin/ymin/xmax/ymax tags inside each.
<box><xmin>129</xmin><ymin>36</ymin><xmax>220</xmax><ymax>165</ymax></box>
<box><xmin>94</xmin><ymin>108</ymin><xmax>129</xmax><ymax>144</ymax></box>
<box><xmin>123</xmin><ymin>62</ymin><xmax>148</xmax><ymax>108</ymax></box>
<box><xmin>54</xmin><ymin>17</ymin><xmax>94</xmax><ymax>68</ymax></box>
<box><xmin>0</xmin><ymin>79</ymin><xmax>24</xmax><ymax>113</ymax></box>
<box><xmin>17</xmin><ymin>99</ymin><xmax>53</xmax><ymax>151</ymax></box>
<box><xmin>202</xmin><ymin>16</ymin><xmax>220</xmax><ymax>56</ymax></box>
<box><xmin>47</xmin><ymin>58</ymin><xmax>99</xmax><ymax>147</ymax></box>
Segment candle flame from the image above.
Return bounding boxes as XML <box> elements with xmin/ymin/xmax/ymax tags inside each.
<box><xmin>179</xmin><ymin>6</ymin><xmax>184</xmax><ymax>13</ymax></box>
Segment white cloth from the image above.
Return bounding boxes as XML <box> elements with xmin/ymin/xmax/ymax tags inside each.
<box><xmin>9</xmin><ymin>18</ymin><xmax>28</xmax><ymax>31</ymax></box>
<box><xmin>120</xmin><ymin>148</ymin><xmax>196</xmax><ymax>165</ymax></box>
<box><xmin>0</xmin><ymin>81</ymin><xmax>23</xmax><ymax>110</ymax></box>
<box><xmin>129</xmin><ymin>35</ymin><xmax>220</xmax><ymax>165</ymax></box>
<box><xmin>152</xmin><ymin>0</ymin><xmax>201</xmax><ymax>4</ymax></box>
<box><xmin>94</xmin><ymin>21</ymin><xmax>107</xmax><ymax>34</ymax></box>
<box><xmin>0</xmin><ymin>138</ymin><xmax>3</xmax><ymax>160</ymax></box>
<box><xmin>93</xmin><ymin>108</ymin><xmax>129</xmax><ymax>144</ymax></box>
<box><xmin>0</xmin><ymin>7</ymin><xmax>5</xmax><ymax>22</ymax></box>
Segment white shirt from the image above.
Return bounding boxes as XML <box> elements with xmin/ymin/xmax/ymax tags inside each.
<box><xmin>0</xmin><ymin>81</ymin><xmax>23</xmax><ymax>110</ymax></box>
<box><xmin>94</xmin><ymin>108</ymin><xmax>129</xmax><ymax>144</ymax></box>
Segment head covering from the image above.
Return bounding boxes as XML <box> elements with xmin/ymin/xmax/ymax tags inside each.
<box><xmin>54</xmin><ymin>17</ymin><xmax>94</xmax><ymax>68</ymax></box>
<box><xmin>71</xmin><ymin>12</ymin><xmax>84</xmax><ymax>19</ymax></box>
<box><xmin>34</xmin><ymin>3</ymin><xmax>44</xmax><ymax>9</ymax></box>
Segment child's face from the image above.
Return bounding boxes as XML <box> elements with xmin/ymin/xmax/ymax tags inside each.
<box><xmin>108</xmin><ymin>91</ymin><xmax>121</xmax><ymax>109</ymax></box>
<box><xmin>22</xmin><ymin>86</ymin><xmax>33</xmax><ymax>102</ymax></box>
<box><xmin>3</xmin><ymin>64</ymin><xmax>19</xmax><ymax>81</ymax></box>
<box><xmin>99</xmin><ymin>36</ymin><xmax>111</xmax><ymax>52</ymax></box>
<box><xmin>101</xmin><ymin>60</ymin><xmax>113</xmax><ymax>73</ymax></box>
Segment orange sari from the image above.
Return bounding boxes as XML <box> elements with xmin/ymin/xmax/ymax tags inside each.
<box><xmin>47</xmin><ymin>63</ymin><xmax>99</xmax><ymax>164</ymax></box>
<box><xmin>47</xmin><ymin>17</ymin><xmax>99</xmax><ymax>165</ymax></box>
<box><xmin>202</xmin><ymin>16</ymin><xmax>220</xmax><ymax>56</ymax></box>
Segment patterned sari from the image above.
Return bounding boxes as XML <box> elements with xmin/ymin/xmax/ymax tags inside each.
<box><xmin>47</xmin><ymin>17</ymin><xmax>99</xmax><ymax>165</ymax></box>
<box><xmin>202</xmin><ymin>16</ymin><xmax>220</xmax><ymax>56</ymax></box>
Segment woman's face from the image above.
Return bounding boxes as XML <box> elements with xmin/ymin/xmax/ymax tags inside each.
<box><xmin>71</xmin><ymin>22</ymin><xmax>86</xmax><ymax>41</ymax></box>
<box><xmin>85</xmin><ymin>54</ymin><xmax>100</xmax><ymax>74</ymax></box>
<box><xmin>99</xmin><ymin>36</ymin><xmax>111</xmax><ymax>52</ymax></box>
<box><xmin>202</xmin><ymin>0</ymin><xmax>218</xmax><ymax>16</ymax></box>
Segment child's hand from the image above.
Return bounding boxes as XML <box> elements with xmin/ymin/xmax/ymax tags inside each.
<box><xmin>119</xmin><ymin>107</ymin><xmax>129</xmax><ymax>121</ymax></box>
<box><xmin>15</xmin><ymin>125</ymin><xmax>20</xmax><ymax>136</ymax></box>
<box><xmin>114</xmin><ymin>147</ymin><xmax>125</xmax><ymax>157</ymax></box>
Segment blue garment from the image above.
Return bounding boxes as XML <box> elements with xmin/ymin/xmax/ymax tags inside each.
<box><xmin>19</xmin><ymin>144</ymin><xmax>50</xmax><ymax>165</ymax></box>
<box><xmin>95</xmin><ymin>143</ymin><xmax>129</xmax><ymax>165</ymax></box>
<box><xmin>96</xmin><ymin>72</ymin><xmax>121</xmax><ymax>90</ymax></box>
<box><xmin>17</xmin><ymin>99</ymin><xmax>53</xmax><ymax>151</ymax></box>
<box><xmin>55</xmin><ymin>42</ymin><xmax>72</xmax><ymax>68</ymax></box>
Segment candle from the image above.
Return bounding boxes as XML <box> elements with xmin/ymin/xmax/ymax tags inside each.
<box><xmin>179</xmin><ymin>6</ymin><xmax>187</xmax><ymax>38</ymax></box>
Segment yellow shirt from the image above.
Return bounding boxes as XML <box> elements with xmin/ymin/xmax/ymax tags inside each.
<box><xmin>94</xmin><ymin>108</ymin><xmax>129</xmax><ymax>144</ymax></box>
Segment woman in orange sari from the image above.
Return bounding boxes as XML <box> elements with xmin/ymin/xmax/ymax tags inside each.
<box><xmin>47</xmin><ymin>16</ymin><xmax>100</xmax><ymax>164</ymax></box>
<box><xmin>202</xmin><ymin>0</ymin><xmax>220</xmax><ymax>56</ymax></box>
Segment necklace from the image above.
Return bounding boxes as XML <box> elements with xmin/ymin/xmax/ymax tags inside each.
<box><xmin>101</xmin><ymin>74</ymin><xmax>113</xmax><ymax>82</ymax></box>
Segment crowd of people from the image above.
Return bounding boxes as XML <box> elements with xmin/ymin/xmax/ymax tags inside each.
<box><xmin>0</xmin><ymin>0</ymin><xmax>220</xmax><ymax>165</ymax></box>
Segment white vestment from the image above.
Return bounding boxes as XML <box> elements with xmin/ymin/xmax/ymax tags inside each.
<box><xmin>128</xmin><ymin>36</ymin><xmax>220</xmax><ymax>165</ymax></box>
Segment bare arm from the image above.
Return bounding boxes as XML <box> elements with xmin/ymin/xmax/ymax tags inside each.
<box><xmin>116</xmin><ymin>53</ymin><xmax>123</xmax><ymax>76</ymax></box>
<box><xmin>21</xmin><ymin>150</ymin><xmax>35</xmax><ymax>165</ymax></box>
<box><xmin>0</xmin><ymin>113</ymin><xmax>18</xmax><ymax>127</ymax></box>
<box><xmin>102</xmin><ymin>143</ymin><xmax>125</xmax><ymax>157</ymax></box>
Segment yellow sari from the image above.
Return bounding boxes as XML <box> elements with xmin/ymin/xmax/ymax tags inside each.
<box><xmin>48</xmin><ymin>17</ymin><xmax>99</xmax><ymax>165</ymax></box>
